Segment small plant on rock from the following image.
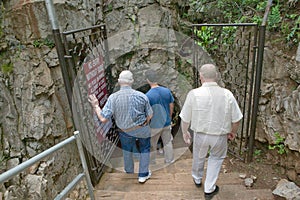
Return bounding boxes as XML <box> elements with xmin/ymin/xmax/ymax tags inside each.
<box><xmin>33</xmin><ymin>38</ymin><xmax>55</xmax><ymax>48</ymax></box>
<box><xmin>268</xmin><ymin>132</ymin><xmax>286</xmax><ymax>155</ymax></box>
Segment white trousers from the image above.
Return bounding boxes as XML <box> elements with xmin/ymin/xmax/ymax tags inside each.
<box><xmin>150</xmin><ymin>126</ymin><xmax>174</xmax><ymax>163</ymax></box>
<box><xmin>192</xmin><ymin>132</ymin><xmax>227</xmax><ymax>193</ymax></box>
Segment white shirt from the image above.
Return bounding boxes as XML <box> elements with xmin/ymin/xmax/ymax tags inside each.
<box><xmin>179</xmin><ymin>82</ymin><xmax>243</xmax><ymax>135</ymax></box>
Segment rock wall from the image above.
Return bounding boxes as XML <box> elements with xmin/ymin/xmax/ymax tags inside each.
<box><xmin>0</xmin><ymin>0</ymin><xmax>300</xmax><ymax>199</ymax></box>
<box><xmin>0</xmin><ymin>0</ymin><xmax>100</xmax><ymax>199</ymax></box>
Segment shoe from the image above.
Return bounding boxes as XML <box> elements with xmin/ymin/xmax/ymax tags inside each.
<box><xmin>204</xmin><ymin>185</ymin><xmax>219</xmax><ymax>200</ymax></box>
<box><xmin>165</xmin><ymin>159</ymin><xmax>175</xmax><ymax>164</ymax></box>
<box><xmin>138</xmin><ymin>171</ymin><xmax>151</xmax><ymax>184</ymax></box>
<box><xmin>158</xmin><ymin>148</ymin><xmax>163</xmax><ymax>154</ymax></box>
<box><xmin>193</xmin><ymin>178</ymin><xmax>201</xmax><ymax>187</ymax></box>
<box><xmin>123</xmin><ymin>169</ymin><xmax>134</xmax><ymax>174</ymax></box>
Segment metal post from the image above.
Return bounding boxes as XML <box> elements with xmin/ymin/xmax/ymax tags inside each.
<box><xmin>248</xmin><ymin>0</ymin><xmax>272</xmax><ymax>162</ymax></box>
<box><xmin>45</xmin><ymin>0</ymin><xmax>73</xmax><ymax>110</ymax></box>
<box><xmin>74</xmin><ymin>131</ymin><xmax>95</xmax><ymax>200</ymax></box>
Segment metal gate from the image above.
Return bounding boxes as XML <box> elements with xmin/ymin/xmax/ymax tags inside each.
<box><xmin>60</xmin><ymin>24</ymin><xmax>118</xmax><ymax>185</ymax></box>
<box><xmin>192</xmin><ymin>23</ymin><xmax>264</xmax><ymax>162</ymax></box>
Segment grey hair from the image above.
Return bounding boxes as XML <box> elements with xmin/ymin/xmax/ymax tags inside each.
<box><xmin>199</xmin><ymin>64</ymin><xmax>218</xmax><ymax>80</ymax></box>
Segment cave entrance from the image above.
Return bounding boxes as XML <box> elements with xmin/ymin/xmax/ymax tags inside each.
<box><xmin>53</xmin><ymin>22</ymin><xmax>266</xmax><ymax>185</ymax></box>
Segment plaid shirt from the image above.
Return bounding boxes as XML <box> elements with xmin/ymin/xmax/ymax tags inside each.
<box><xmin>101</xmin><ymin>86</ymin><xmax>153</xmax><ymax>130</ymax></box>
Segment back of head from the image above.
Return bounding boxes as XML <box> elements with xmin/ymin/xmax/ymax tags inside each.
<box><xmin>145</xmin><ymin>69</ymin><xmax>158</xmax><ymax>83</ymax></box>
<box><xmin>118</xmin><ymin>70</ymin><xmax>134</xmax><ymax>84</ymax></box>
<box><xmin>199</xmin><ymin>64</ymin><xmax>217</xmax><ymax>80</ymax></box>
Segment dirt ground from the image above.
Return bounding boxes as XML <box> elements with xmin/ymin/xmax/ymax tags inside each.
<box><xmin>223</xmin><ymin>153</ymin><xmax>287</xmax><ymax>191</ymax></box>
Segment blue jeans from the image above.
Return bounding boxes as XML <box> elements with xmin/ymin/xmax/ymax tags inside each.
<box><xmin>119</xmin><ymin>125</ymin><xmax>151</xmax><ymax>178</ymax></box>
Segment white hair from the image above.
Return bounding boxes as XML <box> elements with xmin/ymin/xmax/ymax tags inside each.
<box><xmin>199</xmin><ymin>64</ymin><xmax>218</xmax><ymax>80</ymax></box>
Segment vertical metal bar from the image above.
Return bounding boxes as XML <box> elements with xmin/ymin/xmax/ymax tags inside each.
<box><xmin>74</xmin><ymin>131</ymin><xmax>95</xmax><ymax>200</ymax></box>
<box><xmin>54</xmin><ymin>173</ymin><xmax>85</xmax><ymax>200</ymax></box>
<box><xmin>245</xmin><ymin>26</ymin><xmax>258</xmax><ymax>157</ymax></box>
<box><xmin>60</xmin><ymin>33</ymin><xmax>77</xmax><ymax>85</ymax></box>
<box><xmin>44</xmin><ymin>0</ymin><xmax>58</xmax><ymax>30</ymax></box>
<box><xmin>102</xmin><ymin>25</ymin><xmax>113</xmax><ymax>94</ymax></box>
<box><xmin>45</xmin><ymin>0</ymin><xmax>73</xmax><ymax>110</ymax></box>
<box><xmin>262</xmin><ymin>0</ymin><xmax>273</xmax><ymax>26</ymax></box>
<box><xmin>239</xmin><ymin>30</ymin><xmax>252</xmax><ymax>155</ymax></box>
<box><xmin>247</xmin><ymin>0</ymin><xmax>272</xmax><ymax>162</ymax></box>
<box><xmin>248</xmin><ymin>26</ymin><xmax>266</xmax><ymax>162</ymax></box>
<box><xmin>192</xmin><ymin>26</ymin><xmax>198</xmax><ymax>88</ymax></box>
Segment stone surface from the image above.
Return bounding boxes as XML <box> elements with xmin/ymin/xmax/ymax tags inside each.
<box><xmin>272</xmin><ymin>179</ymin><xmax>300</xmax><ymax>199</ymax></box>
<box><xmin>1</xmin><ymin>0</ymin><xmax>300</xmax><ymax>199</ymax></box>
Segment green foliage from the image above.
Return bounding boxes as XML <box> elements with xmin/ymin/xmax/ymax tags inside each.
<box><xmin>254</xmin><ymin>149</ymin><xmax>262</xmax><ymax>157</ymax></box>
<box><xmin>221</xmin><ymin>26</ymin><xmax>237</xmax><ymax>46</ymax></box>
<box><xmin>268</xmin><ymin>132</ymin><xmax>286</xmax><ymax>155</ymax></box>
<box><xmin>107</xmin><ymin>4</ymin><xmax>113</xmax><ymax>12</ymax></box>
<box><xmin>186</xmin><ymin>0</ymin><xmax>299</xmax><ymax>48</ymax></box>
<box><xmin>253</xmin><ymin>149</ymin><xmax>262</xmax><ymax>162</ymax></box>
<box><xmin>1</xmin><ymin>62</ymin><xmax>13</xmax><ymax>74</ymax></box>
<box><xmin>252</xmin><ymin>15</ymin><xmax>263</xmax><ymax>24</ymax></box>
<box><xmin>256</xmin><ymin>1</ymin><xmax>267</xmax><ymax>11</ymax></box>
<box><xmin>44</xmin><ymin>38</ymin><xmax>55</xmax><ymax>48</ymax></box>
<box><xmin>268</xmin><ymin>4</ymin><xmax>282</xmax><ymax>30</ymax></box>
<box><xmin>33</xmin><ymin>38</ymin><xmax>55</xmax><ymax>48</ymax></box>
<box><xmin>194</xmin><ymin>26</ymin><xmax>217</xmax><ymax>51</ymax></box>
<box><xmin>283</xmin><ymin>14</ymin><xmax>300</xmax><ymax>44</ymax></box>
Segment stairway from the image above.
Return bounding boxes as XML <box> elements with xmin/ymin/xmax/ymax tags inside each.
<box><xmin>94</xmin><ymin>148</ymin><xmax>275</xmax><ymax>200</ymax></box>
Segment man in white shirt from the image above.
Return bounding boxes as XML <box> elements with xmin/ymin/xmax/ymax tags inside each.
<box><xmin>179</xmin><ymin>64</ymin><xmax>243</xmax><ymax>199</ymax></box>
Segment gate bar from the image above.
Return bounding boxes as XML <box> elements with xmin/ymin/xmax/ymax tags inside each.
<box><xmin>45</xmin><ymin>0</ymin><xmax>73</xmax><ymax>110</ymax></box>
<box><xmin>74</xmin><ymin>131</ymin><xmax>95</xmax><ymax>200</ymax></box>
<box><xmin>248</xmin><ymin>0</ymin><xmax>273</xmax><ymax>162</ymax></box>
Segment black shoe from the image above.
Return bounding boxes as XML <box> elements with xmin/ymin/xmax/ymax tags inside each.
<box><xmin>193</xmin><ymin>179</ymin><xmax>201</xmax><ymax>188</ymax></box>
<box><xmin>204</xmin><ymin>185</ymin><xmax>219</xmax><ymax>200</ymax></box>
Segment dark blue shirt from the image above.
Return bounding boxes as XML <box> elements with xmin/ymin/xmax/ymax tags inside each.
<box><xmin>146</xmin><ymin>86</ymin><xmax>174</xmax><ymax>128</ymax></box>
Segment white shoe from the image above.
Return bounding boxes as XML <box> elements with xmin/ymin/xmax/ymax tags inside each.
<box><xmin>158</xmin><ymin>148</ymin><xmax>164</xmax><ymax>154</ymax></box>
<box><xmin>138</xmin><ymin>171</ymin><xmax>151</xmax><ymax>183</ymax></box>
<box><xmin>165</xmin><ymin>159</ymin><xmax>175</xmax><ymax>164</ymax></box>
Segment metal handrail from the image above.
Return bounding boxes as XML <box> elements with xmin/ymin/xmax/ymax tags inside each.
<box><xmin>0</xmin><ymin>131</ymin><xmax>95</xmax><ymax>200</ymax></box>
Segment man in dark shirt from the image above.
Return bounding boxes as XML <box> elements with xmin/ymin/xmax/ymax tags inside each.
<box><xmin>145</xmin><ymin>69</ymin><xmax>175</xmax><ymax>164</ymax></box>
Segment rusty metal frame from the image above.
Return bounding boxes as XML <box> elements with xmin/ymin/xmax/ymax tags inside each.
<box><xmin>192</xmin><ymin>23</ymin><xmax>262</xmax><ymax>162</ymax></box>
<box><xmin>59</xmin><ymin>24</ymin><xmax>118</xmax><ymax>185</ymax></box>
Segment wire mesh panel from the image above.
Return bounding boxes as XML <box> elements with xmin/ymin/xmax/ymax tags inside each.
<box><xmin>192</xmin><ymin>24</ymin><xmax>258</xmax><ymax>161</ymax></box>
<box><xmin>62</xmin><ymin>24</ymin><xmax>118</xmax><ymax>185</ymax></box>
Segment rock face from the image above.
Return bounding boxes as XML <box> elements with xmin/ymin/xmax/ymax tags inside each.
<box><xmin>273</xmin><ymin>179</ymin><xmax>300</xmax><ymax>199</ymax></box>
<box><xmin>0</xmin><ymin>0</ymin><xmax>95</xmax><ymax>199</ymax></box>
<box><xmin>0</xmin><ymin>0</ymin><xmax>300</xmax><ymax>199</ymax></box>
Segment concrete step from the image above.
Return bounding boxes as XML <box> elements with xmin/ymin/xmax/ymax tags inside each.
<box><xmin>95</xmin><ymin>148</ymin><xmax>275</xmax><ymax>200</ymax></box>
<box><xmin>95</xmin><ymin>168</ymin><xmax>275</xmax><ymax>199</ymax></box>
<box><xmin>94</xmin><ymin>185</ymin><xmax>274</xmax><ymax>200</ymax></box>
<box><xmin>96</xmin><ymin>171</ymin><xmax>243</xmax><ymax>191</ymax></box>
